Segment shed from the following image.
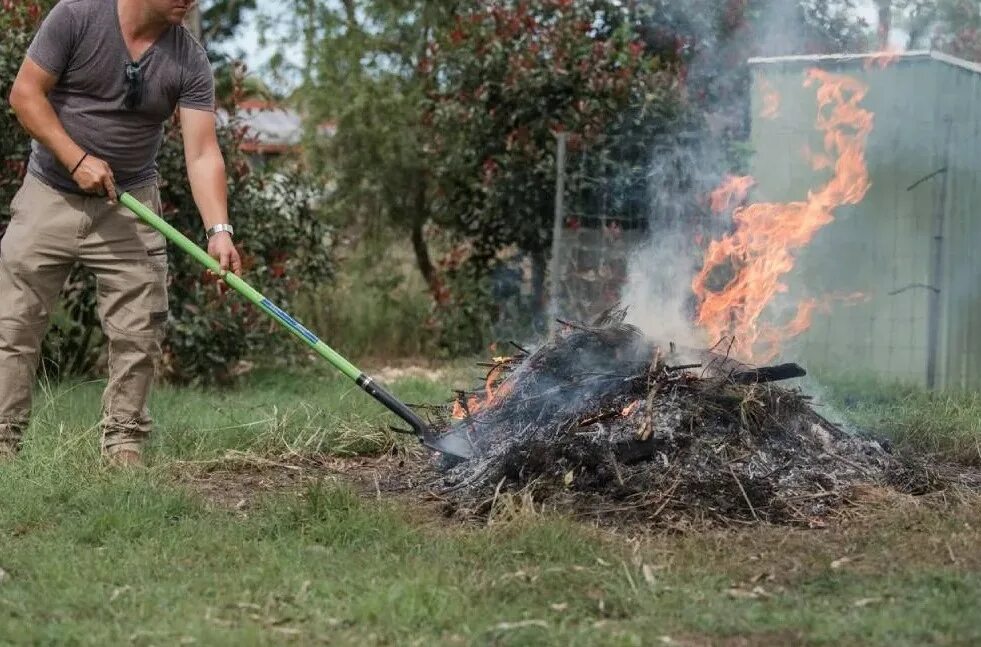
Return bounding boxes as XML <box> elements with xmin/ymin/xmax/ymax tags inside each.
<box><xmin>747</xmin><ymin>51</ymin><xmax>981</xmax><ymax>390</ymax></box>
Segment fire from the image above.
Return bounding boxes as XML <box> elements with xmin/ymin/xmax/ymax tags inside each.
<box><xmin>709</xmin><ymin>175</ymin><xmax>756</xmax><ymax>214</ymax></box>
<box><xmin>693</xmin><ymin>69</ymin><xmax>874</xmax><ymax>362</ymax></box>
<box><xmin>759</xmin><ymin>77</ymin><xmax>781</xmax><ymax>119</ymax></box>
<box><xmin>802</xmin><ymin>144</ymin><xmax>833</xmax><ymax>171</ymax></box>
<box><xmin>451</xmin><ymin>362</ymin><xmax>513</xmax><ymax>419</ymax></box>
<box><xmin>864</xmin><ymin>48</ymin><xmax>901</xmax><ymax>70</ymax></box>
<box><xmin>621</xmin><ymin>400</ymin><xmax>642</xmax><ymax>417</ymax></box>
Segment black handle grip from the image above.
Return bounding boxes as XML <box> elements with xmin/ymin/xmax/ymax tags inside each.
<box><xmin>356</xmin><ymin>374</ymin><xmax>429</xmax><ymax>436</ymax></box>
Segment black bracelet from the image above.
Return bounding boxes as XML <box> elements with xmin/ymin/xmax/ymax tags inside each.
<box><xmin>69</xmin><ymin>152</ymin><xmax>88</xmax><ymax>176</ymax></box>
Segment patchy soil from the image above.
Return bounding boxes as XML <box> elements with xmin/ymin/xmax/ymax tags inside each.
<box><xmin>169</xmin><ymin>450</ymin><xmax>445</xmax><ymax>518</ymax></box>
<box><xmin>170</xmin><ymin>447</ymin><xmax>981</xmax><ymax>538</ymax></box>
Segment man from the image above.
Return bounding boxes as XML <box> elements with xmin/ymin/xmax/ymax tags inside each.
<box><xmin>2</xmin><ymin>0</ymin><xmax>242</xmax><ymax>466</ymax></box>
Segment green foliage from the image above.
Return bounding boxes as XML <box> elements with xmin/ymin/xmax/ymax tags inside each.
<box><xmin>820</xmin><ymin>373</ymin><xmax>981</xmax><ymax>466</ymax></box>
<box><xmin>155</xmin><ymin>121</ymin><xmax>333</xmax><ymax>383</ymax></box>
<box><xmin>425</xmin><ymin>1</ymin><xmax>682</xmax><ymax>262</ymax></box>
<box><xmin>421</xmin><ymin>1</ymin><xmax>684</xmax><ymax>347</ymax></box>
<box><xmin>270</xmin><ymin>0</ymin><xmax>482</xmax><ymax>353</ymax></box>
<box><xmin>200</xmin><ymin>0</ymin><xmax>257</xmax><ymax>46</ymax></box>
<box><xmin>295</xmin><ymin>1</ymin><xmax>457</xmax><ymax>282</ymax></box>
<box><xmin>0</xmin><ymin>2</ymin><xmax>334</xmax><ymax>383</ymax></box>
<box><xmin>297</xmin><ymin>234</ymin><xmax>440</xmax><ymax>361</ymax></box>
<box><xmin>931</xmin><ymin>0</ymin><xmax>981</xmax><ymax>61</ymax></box>
<box><xmin>0</xmin><ymin>1</ymin><xmax>49</xmax><ymax>220</ymax></box>
<box><xmin>888</xmin><ymin>1</ymin><xmax>981</xmax><ymax>61</ymax></box>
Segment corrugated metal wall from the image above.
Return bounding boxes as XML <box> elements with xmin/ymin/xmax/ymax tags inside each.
<box><xmin>748</xmin><ymin>53</ymin><xmax>980</xmax><ymax>389</ymax></box>
<box><xmin>935</xmin><ymin>57</ymin><xmax>981</xmax><ymax>390</ymax></box>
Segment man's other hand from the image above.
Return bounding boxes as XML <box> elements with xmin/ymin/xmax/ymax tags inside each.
<box><xmin>207</xmin><ymin>231</ymin><xmax>242</xmax><ymax>276</ymax></box>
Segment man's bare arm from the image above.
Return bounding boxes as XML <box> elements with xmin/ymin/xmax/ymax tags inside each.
<box><xmin>8</xmin><ymin>57</ymin><xmax>117</xmax><ymax>198</ymax></box>
<box><xmin>180</xmin><ymin>106</ymin><xmax>229</xmax><ymax>230</ymax></box>
<box><xmin>180</xmin><ymin>106</ymin><xmax>241</xmax><ymax>275</ymax></box>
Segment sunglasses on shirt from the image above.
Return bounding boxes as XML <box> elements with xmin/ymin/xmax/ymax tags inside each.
<box><xmin>124</xmin><ymin>61</ymin><xmax>143</xmax><ymax>109</ymax></box>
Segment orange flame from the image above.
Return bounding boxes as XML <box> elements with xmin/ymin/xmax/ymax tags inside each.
<box><xmin>864</xmin><ymin>48</ymin><xmax>901</xmax><ymax>70</ymax></box>
<box><xmin>693</xmin><ymin>69</ymin><xmax>874</xmax><ymax>362</ymax></box>
<box><xmin>802</xmin><ymin>144</ymin><xmax>833</xmax><ymax>171</ymax></box>
<box><xmin>621</xmin><ymin>400</ymin><xmax>642</xmax><ymax>417</ymax></box>
<box><xmin>451</xmin><ymin>363</ymin><xmax>514</xmax><ymax>420</ymax></box>
<box><xmin>710</xmin><ymin>175</ymin><xmax>756</xmax><ymax>214</ymax></box>
<box><xmin>759</xmin><ymin>77</ymin><xmax>781</xmax><ymax>119</ymax></box>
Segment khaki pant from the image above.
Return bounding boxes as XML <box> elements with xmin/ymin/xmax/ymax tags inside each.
<box><xmin>0</xmin><ymin>174</ymin><xmax>168</xmax><ymax>456</ymax></box>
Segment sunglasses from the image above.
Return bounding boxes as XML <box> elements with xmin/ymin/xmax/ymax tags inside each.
<box><xmin>124</xmin><ymin>61</ymin><xmax>143</xmax><ymax>109</ymax></box>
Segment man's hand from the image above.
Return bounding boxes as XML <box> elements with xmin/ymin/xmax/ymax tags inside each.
<box><xmin>72</xmin><ymin>154</ymin><xmax>117</xmax><ymax>201</ymax></box>
<box><xmin>207</xmin><ymin>231</ymin><xmax>242</xmax><ymax>276</ymax></box>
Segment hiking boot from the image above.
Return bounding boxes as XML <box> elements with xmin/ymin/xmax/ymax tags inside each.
<box><xmin>104</xmin><ymin>449</ymin><xmax>144</xmax><ymax>469</ymax></box>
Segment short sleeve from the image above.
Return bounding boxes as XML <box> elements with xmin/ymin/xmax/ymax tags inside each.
<box><xmin>26</xmin><ymin>1</ymin><xmax>76</xmax><ymax>77</ymax></box>
<box><xmin>180</xmin><ymin>44</ymin><xmax>215</xmax><ymax>111</ymax></box>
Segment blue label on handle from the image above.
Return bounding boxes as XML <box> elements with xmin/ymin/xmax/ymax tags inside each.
<box><xmin>260</xmin><ymin>298</ymin><xmax>320</xmax><ymax>346</ymax></box>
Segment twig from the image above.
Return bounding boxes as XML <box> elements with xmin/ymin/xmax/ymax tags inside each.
<box><xmin>579</xmin><ymin>410</ymin><xmax>617</xmax><ymax>427</ymax></box>
<box><xmin>651</xmin><ymin>476</ymin><xmax>682</xmax><ymax>519</ymax></box>
<box><xmin>729</xmin><ymin>464</ymin><xmax>760</xmax><ymax>522</ymax></box>
<box><xmin>825</xmin><ymin>450</ymin><xmax>870</xmax><ymax>475</ymax></box>
<box><xmin>487</xmin><ymin>476</ymin><xmax>508</xmax><ymax>525</ymax></box>
<box><xmin>888</xmin><ymin>282</ymin><xmax>940</xmax><ymax>296</ymax></box>
<box><xmin>666</xmin><ymin>364</ymin><xmax>702</xmax><ymax>372</ymax></box>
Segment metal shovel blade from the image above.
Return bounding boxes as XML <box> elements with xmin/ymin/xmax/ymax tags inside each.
<box><xmin>420</xmin><ymin>427</ymin><xmax>476</xmax><ymax>460</ymax></box>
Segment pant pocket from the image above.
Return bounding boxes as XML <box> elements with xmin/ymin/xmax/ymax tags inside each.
<box><xmin>98</xmin><ymin>261</ymin><xmax>169</xmax><ymax>338</ymax></box>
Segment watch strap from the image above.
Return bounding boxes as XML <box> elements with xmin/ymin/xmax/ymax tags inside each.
<box><xmin>207</xmin><ymin>223</ymin><xmax>234</xmax><ymax>238</ymax></box>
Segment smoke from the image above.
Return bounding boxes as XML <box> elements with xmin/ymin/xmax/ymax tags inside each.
<box><xmin>620</xmin><ymin>219</ymin><xmax>704</xmax><ymax>349</ymax></box>
<box><xmin>619</xmin><ymin>0</ymin><xmax>864</xmax><ymax>356</ymax></box>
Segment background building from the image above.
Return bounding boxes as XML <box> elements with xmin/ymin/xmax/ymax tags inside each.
<box><xmin>749</xmin><ymin>51</ymin><xmax>981</xmax><ymax>389</ymax></box>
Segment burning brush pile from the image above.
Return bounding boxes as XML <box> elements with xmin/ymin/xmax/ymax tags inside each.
<box><xmin>434</xmin><ymin>308</ymin><xmax>933</xmax><ymax>526</ymax></box>
<box><xmin>419</xmin><ymin>65</ymin><xmax>975</xmax><ymax>526</ymax></box>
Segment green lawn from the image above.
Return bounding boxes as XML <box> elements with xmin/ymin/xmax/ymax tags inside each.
<box><xmin>1</xmin><ymin>369</ymin><xmax>979</xmax><ymax>646</ymax></box>
<box><xmin>818</xmin><ymin>374</ymin><xmax>981</xmax><ymax>466</ymax></box>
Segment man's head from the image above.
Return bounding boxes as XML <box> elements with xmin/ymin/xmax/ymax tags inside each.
<box><xmin>143</xmin><ymin>0</ymin><xmax>195</xmax><ymax>26</ymax></box>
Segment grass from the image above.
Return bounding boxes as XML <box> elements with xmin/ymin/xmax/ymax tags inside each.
<box><xmin>1</xmin><ymin>368</ymin><xmax>979</xmax><ymax>645</ymax></box>
<box><xmin>296</xmin><ymin>234</ymin><xmax>440</xmax><ymax>362</ymax></box>
<box><xmin>817</xmin><ymin>374</ymin><xmax>981</xmax><ymax>466</ymax></box>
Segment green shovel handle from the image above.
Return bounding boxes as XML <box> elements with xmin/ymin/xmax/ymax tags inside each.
<box><xmin>119</xmin><ymin>192</ymin><xmax>362</xmax><ymax>380</ymax></box>
<box><xmin>117</xmin><ymin>193</ymin><xmax>473</xmax><ymax>457</ymax></box>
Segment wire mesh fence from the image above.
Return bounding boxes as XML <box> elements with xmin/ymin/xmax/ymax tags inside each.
<box><xmin>547</xmin><ymin>132</ymin><xmax>725</xmax><ymax>331</ymax></box>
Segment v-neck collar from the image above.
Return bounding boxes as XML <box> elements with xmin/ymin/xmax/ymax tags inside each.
<box><xmin>113</xmin><ymin>0</ymin><xmax>172</xmax><ymax>64</ymax></box>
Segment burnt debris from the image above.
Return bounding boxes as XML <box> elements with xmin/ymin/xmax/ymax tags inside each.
<box><xmin>430</xmin><ymin>308</ymin><xmax>969</xmax><ymax>526</ymax></box>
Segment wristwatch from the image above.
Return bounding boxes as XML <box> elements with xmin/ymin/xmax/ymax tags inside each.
<box><xmin>206</xmin><ymin>223</ymin><xmax>234</xmax><ymax>239</ymax></box>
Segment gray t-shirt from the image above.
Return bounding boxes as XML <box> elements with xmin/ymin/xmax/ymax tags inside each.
<box><xmin>26</xmin><ymin>0</ymin><xmax>214</xmax><ymax>193</ymax></box>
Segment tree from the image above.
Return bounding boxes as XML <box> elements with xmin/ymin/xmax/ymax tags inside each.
<box><xmin>931</xmin><ymin>0</ymin><xmax>981</xmax><ymax>60</ymax></box>
<box><xmin>275</xmin><ymin>0</ymin><xmax>461</xmax><ymax>290</ymax></box>
<box><xmin>200</xmin><ymin>0</ymin><xmax>258</xmax><ymax>45</ymax></box>
<box><xmin>424</xmin><ymin>1</ymin><xmax>684</xmax><ymax>325</ymax></box>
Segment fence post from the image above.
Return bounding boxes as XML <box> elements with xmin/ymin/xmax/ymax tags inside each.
<box><xmin>547</xmin><ymin>132</ymin><xmax>568</xmax><ymax>335</ymax></box>
<box><xmin>926</xmin><ymin>118</ymin><xmax>953</xmax><ymax>390</ymax></box>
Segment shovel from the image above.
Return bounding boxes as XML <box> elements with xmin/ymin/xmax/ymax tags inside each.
<box><xmin>119</xmin><ymin>193</ymin><xmax>475</xmax><ymax>460</ymax></box>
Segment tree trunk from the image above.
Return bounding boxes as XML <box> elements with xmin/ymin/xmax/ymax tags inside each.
<box><xmin>303</xmin><ymin>0</ymin><xmax>317</xmax><ymax>89</ymax></box>
<box><xmin>341</xmin><ymin>0</ymin><xmax>358</xmax><ymax>32</ymax></box>
<box><xmin>410</xmin><ymin>178</ymin><xmax>436</xmax><ymax>289</ymax></box>
<box><xmin>185</xmin><ymin>4</ymin><xmax>203</xmax><ymax>42</ymax></box>
<box><xmin>876</xmin><ymin>0</ymin><xmax>892</xmax><ymax>50</ymax></box>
